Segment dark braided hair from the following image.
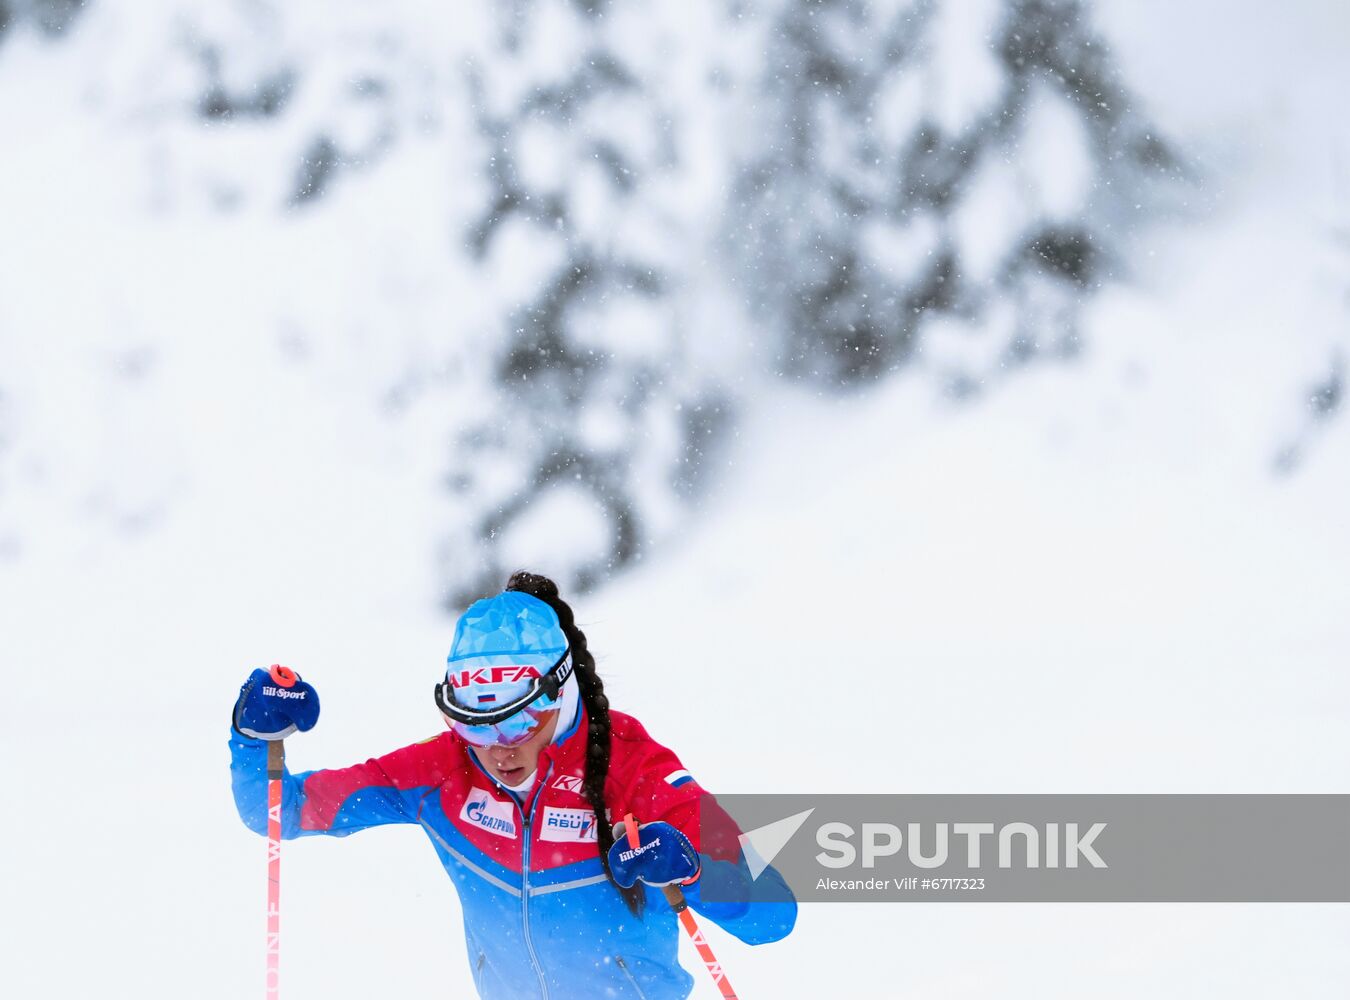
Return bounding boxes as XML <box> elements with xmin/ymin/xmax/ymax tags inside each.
<box><xmin>505</xmin><ymin>570</ymin><xmax>646</xmax><ymax>918</ymax></box>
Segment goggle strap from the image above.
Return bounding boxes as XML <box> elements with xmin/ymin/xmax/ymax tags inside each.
<box><xmin>542</xmin><ymin>651</ymin><xmax>574</xmax><ymax>699</ymax></box>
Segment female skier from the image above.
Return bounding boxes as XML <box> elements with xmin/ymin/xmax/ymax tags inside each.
<box><xmin>229</xmin><ymin>571</ymin><xmax>796</xmax><ymax>999</ymax></box>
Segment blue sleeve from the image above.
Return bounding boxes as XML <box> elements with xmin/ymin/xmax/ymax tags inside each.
<box><xmin>230</xmin><ymin>729</ymin><xmax>312</xmax><ymax>838</ymax></box>
<box><xmin>682</xmin><ymin>853</ymin><xmax>797</xmax><ymax>945</ymax></box>
<box><xmin>229</xmin><ymin>727</ymin><xmax>440</xmax><ymax>839</ymax></box>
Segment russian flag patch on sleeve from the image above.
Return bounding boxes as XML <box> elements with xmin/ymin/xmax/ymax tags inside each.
<box><xmin>664</xmin><ymin>769</ymin><xmax>694</xmax><ymax>788</ymax></box>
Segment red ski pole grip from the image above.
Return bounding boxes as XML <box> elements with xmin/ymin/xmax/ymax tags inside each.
<box><xmin>623</xmin><ymin>812</ymin><xmax>640</xmax><ymax>849</ymax></box>
<box><xmin>269</xmin><ymin>664</ymin><xmax>297</xmax><ymax>688</ymax></box>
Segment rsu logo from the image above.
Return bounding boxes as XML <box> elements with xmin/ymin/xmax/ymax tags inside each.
<box><xmin>540</xmin><ymin>807</ymin><xmax>598</xmax><ymax>843</ymax></box>
<box><xmin>448</xmin><ymin>665</ymin><xmax>542</xmax><ymax>688</ymax></box>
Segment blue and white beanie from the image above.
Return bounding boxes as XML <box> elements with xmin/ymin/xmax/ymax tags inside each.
<box><xmin>445</xmin><ymin>591</ymin><xmax>578</xmax><ymax>724</ymax></box>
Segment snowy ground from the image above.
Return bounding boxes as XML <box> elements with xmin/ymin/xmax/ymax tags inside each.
<box><xmin>3</xmin><ymin>1</ymin><xmax>1349</xmax><ymax>997</ymax></box>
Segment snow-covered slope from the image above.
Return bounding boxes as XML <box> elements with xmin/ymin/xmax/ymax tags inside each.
<box><xmin>2</xmin><ymin>1</ymin><xmax>1349</xmax><ymax>998</ymax></box>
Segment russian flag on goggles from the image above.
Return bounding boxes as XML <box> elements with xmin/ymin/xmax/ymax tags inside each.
<box><xmin>434</xmin><ymin>647</ymin><xmax>573</xmax><ymax>747</ymax></box>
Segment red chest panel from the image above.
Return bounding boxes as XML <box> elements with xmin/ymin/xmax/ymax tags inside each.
<box><xmin>433</xmin><ymin>753</ymin><xmax>605</xmax><ymax>874</ymax></box>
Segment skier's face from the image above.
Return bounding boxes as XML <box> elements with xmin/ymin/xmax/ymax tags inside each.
<box><xmin>470</xmin><ymin>708</ymin><xmax>560</xmax><ymax>786</ymax></box>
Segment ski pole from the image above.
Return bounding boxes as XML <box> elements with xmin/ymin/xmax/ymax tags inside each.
<box><xmin>266</xmin><ymin>738</ymin><xmax>284</xmax><ymax>998</ymax></box>
<box><xmin>624</xmin><ymin>813</ymin><xmax>740</xmax><ymax>1000</ymax></box>
<box><xmin>265</xmin><ymin>664</ymin><xmax>296</xmax><ymax>1000</ymax></box>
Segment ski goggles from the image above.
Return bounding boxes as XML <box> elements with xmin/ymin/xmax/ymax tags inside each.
<box><xmin>434</xmin><ymin>647</ymin><xmax>572</xmax><ymax>748</ymax></box>
<box><xmin>447</xmin><ymin>702</ymin><xmax>560</xmax><ymax>748</ymax></box>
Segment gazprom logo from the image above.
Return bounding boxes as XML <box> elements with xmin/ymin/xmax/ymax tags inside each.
<box><xmin>460</xmin><ymin>789</ymin><xmax>517</xmax><ymax>839</ymax></box>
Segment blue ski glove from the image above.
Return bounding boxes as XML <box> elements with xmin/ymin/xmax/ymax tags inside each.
<box><xmin>233</xmin><ymin>665</ymin><xmax>320</xmax><ymax>741</ymax></box>
<box><xmin>607</xmin><ymin>820</ymin><xmax>701</xmax><ymax>889</ymax></box>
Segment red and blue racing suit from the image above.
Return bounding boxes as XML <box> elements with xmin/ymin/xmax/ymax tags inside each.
<box><xmin>229</xmin><ymin>708</ymin><xmax>796</xmax><ymax>999</ymax></box>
